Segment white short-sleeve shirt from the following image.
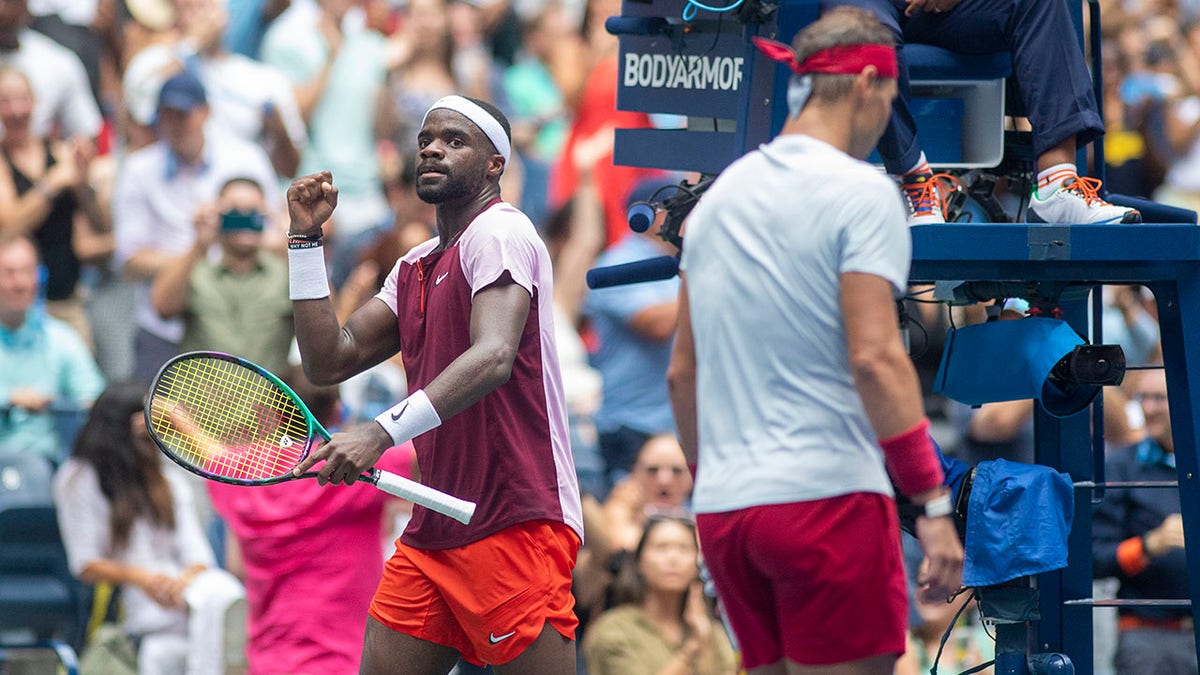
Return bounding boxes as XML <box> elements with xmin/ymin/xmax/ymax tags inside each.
<box><xmin>681</xmin><ymin>134</ymin><xmax>911</xmax><ymax>513</ymax></box>
<box><xmin>53</xmin><ymin>460</ymin><xmax>215</xmax><ymax>636</ymax></box>
<box><xmin>0</xmin><ymin>29</ymin><xmax>101</xmax><ymax>139</ymax></box>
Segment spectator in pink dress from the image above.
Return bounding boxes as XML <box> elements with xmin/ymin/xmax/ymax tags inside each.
<box><xmin>206</xmin><ymin>370</ymin><xmax>416</xmax><ymax>675</ymax></box>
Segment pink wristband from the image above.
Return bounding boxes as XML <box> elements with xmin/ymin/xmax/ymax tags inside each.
<box><xmin>879</xmin><ymin>418</ymin><xmax>944</xmax><ymax>497</ymax></box>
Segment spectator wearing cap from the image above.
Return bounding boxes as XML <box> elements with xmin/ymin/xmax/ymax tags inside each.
<box><xmin>122</xmin><ymin>0</ymin><xmax>307</xmax><ymax>180</ymax></box>
<box><xmin>583</xmin><ymin>176</ymin><xmax>681</xmax><ymax>496</ymax></box>
<box><xmin>0</xmin><ymin>0</ymin><xmax>101</xmax><ymax>140</ymax></box>
<box><xmin>112</xmin><ymin>70</ymin><xmax>280</xmax><ymax>384</ymax></box>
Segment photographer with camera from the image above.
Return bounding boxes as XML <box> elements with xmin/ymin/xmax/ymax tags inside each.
<box><xmin>150</xmin><ymin>176</ymin><xmax>294</xmax><ymax>376</ymax></box>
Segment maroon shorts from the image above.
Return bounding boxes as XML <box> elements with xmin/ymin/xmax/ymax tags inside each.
<box><xmin>696</xmin><ymin>493</ymin><xmax>908</xmax><ymax>668</ymax></box>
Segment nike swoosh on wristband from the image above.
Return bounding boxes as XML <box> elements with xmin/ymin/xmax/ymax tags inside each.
<box><xmin>488</xmin><ymin>631</ymin><xmax>517</xmax><ymax>644</ymax></box>
<box><xmin>436</xmin><ymin>272</ymin><xmax>449</xmax><ymax>285</ymax></box>
<box><xmin>390</xmin><ymin>402</ymin><xmax>409</xmax><ymax>422</ymax></box>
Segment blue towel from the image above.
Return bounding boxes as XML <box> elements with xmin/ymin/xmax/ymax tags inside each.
<box><xmin>963</xmin><ymin>459</ymin><xmax>1074</xmax><ymax>587</ymax></box>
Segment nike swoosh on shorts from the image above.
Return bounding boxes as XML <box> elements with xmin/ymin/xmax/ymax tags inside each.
<box><xmin>488</xmin><ymin>631</ymin><xmax>517</xmax><ymax>644</ymax></box>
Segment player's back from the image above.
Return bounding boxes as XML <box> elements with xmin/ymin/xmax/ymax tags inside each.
<box><xmin>681</xmin><ymin>133</ymin><xmax>910</xmax><ymax>513</ymax></box>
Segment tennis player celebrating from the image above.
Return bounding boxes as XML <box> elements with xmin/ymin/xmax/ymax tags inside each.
<box><xmin>286</xmin><ymin>96</ymin><xmax>583</xmax><ymax>674</ymax></box>
<box><xmin>668</xmin><ymin>9</ymin><xmax>962</xmax><ymax>675</ymax></box>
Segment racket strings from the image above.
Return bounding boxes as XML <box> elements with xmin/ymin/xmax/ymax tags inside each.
<box><xmin>148</xmin><ymin>357</ymin><xmax>310</xmax><ymax>481</ymax></box>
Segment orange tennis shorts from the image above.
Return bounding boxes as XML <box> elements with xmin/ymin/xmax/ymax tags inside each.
<box><xmin>369</xmin><ymin>520</ymin><xmax>581</xmax><ymax>666</ymax></box>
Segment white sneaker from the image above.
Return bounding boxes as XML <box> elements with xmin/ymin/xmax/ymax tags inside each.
<box><xmin>902</xmin><ymin>173</ymin><xmax>960</xmax><ymax>226</ymax></box>
<box><xmin>1028</xmin><ymin>176</ymin><xmax>1141</xmax><ymax>224</ymax></box>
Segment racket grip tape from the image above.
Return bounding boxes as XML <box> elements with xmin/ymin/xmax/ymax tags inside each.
<box><xmin>370</xmin><ymin>469</ymin><xmax>477</xmax><ymax>525</ymax></box>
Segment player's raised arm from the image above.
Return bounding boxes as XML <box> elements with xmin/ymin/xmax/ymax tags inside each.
<box><xmin>286</xmin><ymin>171</ymin><xmax>400</xmax><ymax>385</ymax></box>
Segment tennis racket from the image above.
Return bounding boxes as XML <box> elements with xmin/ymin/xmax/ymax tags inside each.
<box><xmin>145</xmin><ymin>351</ymin><xmax>475</xmax><ymax>525</ymax></box>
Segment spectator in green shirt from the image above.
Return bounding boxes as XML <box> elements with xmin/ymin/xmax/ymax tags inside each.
<box><xmin>150</xmin><ymin>176</ymin><xmax>293</xmax><ymax>375</ymax></box>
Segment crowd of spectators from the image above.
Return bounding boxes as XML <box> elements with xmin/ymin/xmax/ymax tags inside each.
<box><xmin>1099</xmin><ymin>0</ymin><xmax>1200</xmax><ymax>208</ymax></box>
<box><xmin>0</xmin><ymin>0</ymin><xmax>1196</xmax><ymax>672</ymax></box>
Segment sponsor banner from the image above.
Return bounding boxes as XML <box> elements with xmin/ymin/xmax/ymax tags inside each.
<box><xmin>615</xmin><ymin>32</ymin><xmax>751</xmax><ymax>117</ymax></box>
<box><xmin>623</xmin><ymin>53</ymin><xmax>745</xmax><ymax>92</ymax></box>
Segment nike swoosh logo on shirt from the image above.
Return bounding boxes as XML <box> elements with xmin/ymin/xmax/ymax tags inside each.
<box><xmin>390</xmin><ymin>402</ymin><xmax>409</xmax><ymax>422</ymax></box>
<box><xmin>436</xmin><ymin>272</ymin><xmax>449</xmax><ymax>285</ymax></box>
<box><xmin>488</xmin><ymin>631</ymin><xmax>517</xmax><ymax>644</ymax></box>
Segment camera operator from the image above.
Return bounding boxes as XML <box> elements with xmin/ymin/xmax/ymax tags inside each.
<box><xmin>150</xmin><ymin>176</ymin><xmax>294</xmax><ymax>376</ymax></box>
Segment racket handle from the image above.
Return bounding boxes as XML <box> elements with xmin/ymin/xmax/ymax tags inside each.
<box><xmin>369</xmin><ymin>469</ymin><xmax>477</xmax><ymax>525</ymax></box>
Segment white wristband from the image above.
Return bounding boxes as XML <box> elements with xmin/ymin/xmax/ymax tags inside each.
<box><xmin>288</xmin><ymin>245</ymin><xmax>331</xmax><ymax>300</ymax></box>
<box><xmin>921</xmin><ymin>491</ymin><xmax>954</xmax><ymax>519</ymax></box>
<box><xmin>374</xmin><ymin>389</ymin><xmax>442</xmax><ymax>446</ymax></box>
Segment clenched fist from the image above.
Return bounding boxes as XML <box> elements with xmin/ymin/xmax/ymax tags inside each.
<box><xmin>287</xmin><ymin>171</ymin><xmax>339</xmax><ymax>237</ymax></box>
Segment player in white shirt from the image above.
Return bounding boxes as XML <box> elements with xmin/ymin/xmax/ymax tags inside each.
<box><xmin>668</xmin><ymin>8</ymin><xmax>963</xmax><ymax>675</ymax></box>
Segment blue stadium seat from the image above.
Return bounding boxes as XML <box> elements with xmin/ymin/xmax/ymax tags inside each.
<box><xmin>902</xmin><ymin>44</ymin><xmax>1012</xmax><ymax>169</ymax></box>
<box><xmin>0</xmin><ymin>454</ymin><xmax>90</xmax><ymax>651</ymax></box>
<box><xmin>0</xmin><ymin>452</ymin><xmax>53</xmax><ymax>507</ymax></box>
<box><xmin>904</xmin><ymin>44</ymin><xmax>1012</xmax><ymax>81</ymax></box>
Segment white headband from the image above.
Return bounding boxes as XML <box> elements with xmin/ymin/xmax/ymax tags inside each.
<box><xmin>421</xmin><ymin>95</ymin><xmax>511</xmax><ymax>166</ymax></box>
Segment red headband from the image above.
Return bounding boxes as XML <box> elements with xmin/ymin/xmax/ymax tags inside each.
<box><xmin>752</xmin><ymin>36</ymin><xmax>899</xmax><ymax>79</ymax></box>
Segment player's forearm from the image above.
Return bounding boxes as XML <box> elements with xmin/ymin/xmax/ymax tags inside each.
<box><xmin>411</xmin><ymin>280</ymin><xmax>529</xmax><ymax>419</ymax></box>
<box><xmin>288</xmin><ymin>215</ymin><xmax>386</xmax><ymax>384</ymax></box>
<box><xmin>293</xmin><ymin>298</ymin><xmax>358</xmax><ymax>383</ymax></box>
<box><xmin>423</xmin><ymin>340</ymin><xmax>516</xmax><ymax>419</ymax></box>
<box><xmin>667</xmin><ymin>361</ymin><xmax>699</xmax><ymax>467</ymax></box>
<box><xmin>667</xmin><ymin>280</ymin><xmax>699</xmax><ymax>466</ymax></box>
